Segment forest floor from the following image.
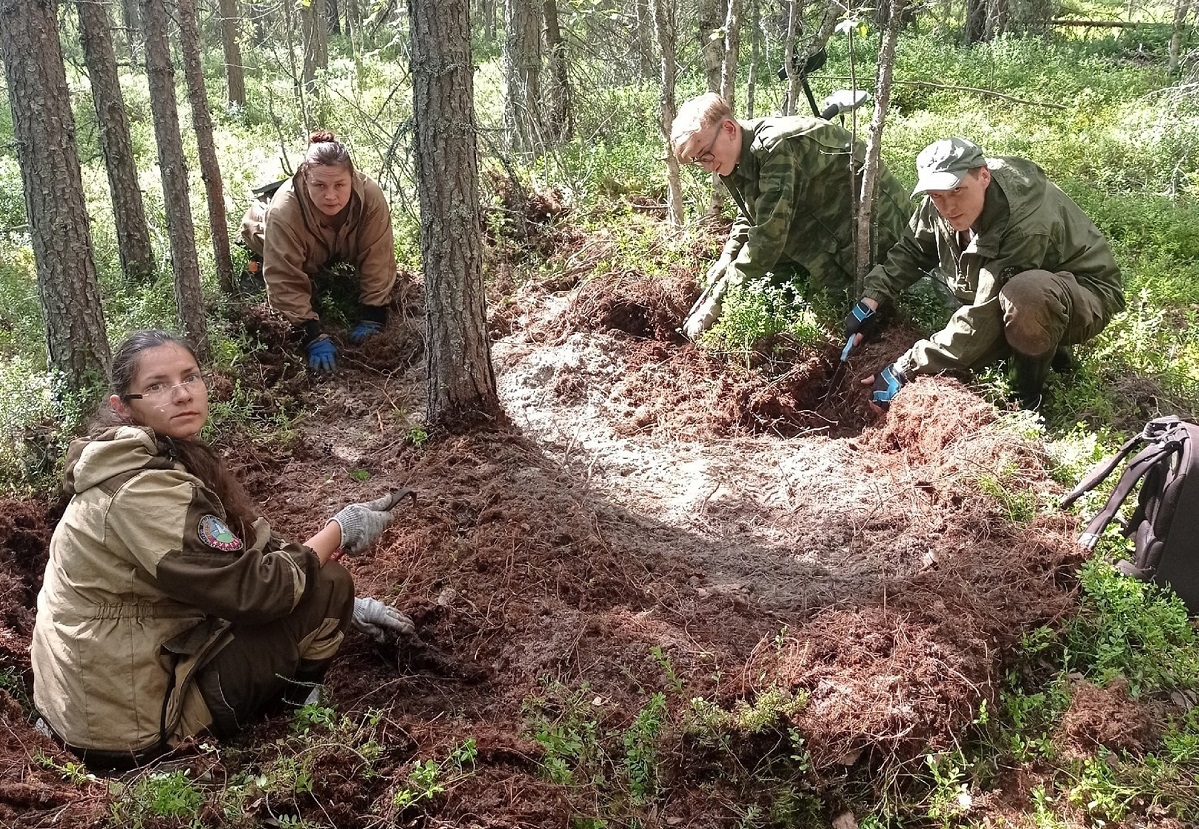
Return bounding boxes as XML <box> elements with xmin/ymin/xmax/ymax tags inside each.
<box><xmin>0</xmin><ymin>214</ymin><xmax>1180</xmax><ymax>828</ymax></box>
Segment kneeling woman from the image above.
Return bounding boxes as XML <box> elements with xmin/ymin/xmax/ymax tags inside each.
<box><xmin>32</xmin><ymin>330</ymin><xmax>410</xmax><ymax>769</ymax></box>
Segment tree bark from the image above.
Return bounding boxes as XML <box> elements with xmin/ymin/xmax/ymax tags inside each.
<box><xmin>301</xmin><ymin>0</ymin><xmax>330</xmax><ymax>93</ymax></box>
<box><xmin>855</xmin><ymin>0</ymin><xmax>905</xmax><ymax>293</ymax></box>
<box><xmin>217</xmin><ymin>0</ymin><xmax>246</xmax><ymax>107</ymax></box>
<box><xmin>76</xmin><ymin>0</ymin><xmax>157</xmax><ymax>284</ymax></box>
<box><xmin>651</xmin><ymin>0</ymin><xmax>683</xmax><ymax>226</ymax></box>
<box><xmin>120</xmin><ymin>0</ymin><xmax>141</xmax><ymax>62</ymax></box>
<box><xmin>635</xmin><ymin>0</ymin><xmax>656</xmax><ymax>79</ymax></box>
<box><xmin>178</xmin><ymin>0</ymin><xmax>236</xmax><ymax>294</ymax></box>
<box><xmin>719</xmin><ymin>0</ymin><xmax>740</xmax><ymax>109</ymax></box>
<box><xmin>407</xmin><ymin>0</ymin><xmax>500</xmax><ymax>423</ymax></box>
<box><xmin>0</xmin><ymin>0</ymin><xmax>111</xmax><ymax>388</ymax></box>
<box><xmin>503</xmin><ymin>0</ymin><xmax>542</xmax><ymax>153</ymax></box>
<box><xmin>697</xmin><ymin>0</ymin><xmax>724</xmax><ymax>93</ymax></box>
<box><xmin>141</xmin><ymin>0</ymin><xmax>209</xmax><ymax>356</ymax></box>
<box><xmin>543</xmin><ymin>0</ymin><xmax>573</xmax><ymax>143</ymax></box>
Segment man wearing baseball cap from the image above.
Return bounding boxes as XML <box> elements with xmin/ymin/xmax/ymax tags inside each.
<box><xmin>842</xmin><ymin>137</ymin><xmax>1125</xmax><ymax>409</ymax></box>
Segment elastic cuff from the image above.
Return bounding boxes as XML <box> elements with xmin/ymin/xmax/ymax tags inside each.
<box><xmin>359</xmin><ymin>305</ymin><xmax>388</xmax><ymax>326</ymax></box>
<box><xmin>299</xmin><ymin>319</ymin><xmax>323</xmax><ymax>347</ymax></box>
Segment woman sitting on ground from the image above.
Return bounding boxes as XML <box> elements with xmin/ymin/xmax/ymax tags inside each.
<box><xmin>31</xmin><ymin>329</ymin><xmax>412</xmax><ymax>770</ymax></box>
<box><xmin>240</xmin><ymin>130</ymin><xmax>397</xmax><ymax>373</ymax></box>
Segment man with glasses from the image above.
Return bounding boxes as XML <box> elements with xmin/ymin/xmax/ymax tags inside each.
<box><xmin>671</xmin><ymin>92</ymin><xmax>911</xmax><ymax>338</ymax></box>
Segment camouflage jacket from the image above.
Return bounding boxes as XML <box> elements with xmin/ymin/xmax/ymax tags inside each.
<box><xmin>864</xmin><ymin>156</ymin><xmax>1125</xmax><ymax>375</ymax></box>
<box><xmin>240</xmin><ymin>167</ymin><xmax>396</xmax><ymax>325</ymax></box>
<box><xmin>713</xmin><ymin>117</ymin><xmax>912</xmax><ymax>296</ymax></box>
<box><xmin>32</xmin><ymin>427</ymin><xmax>318</xmax><ymax>754</ymax></box>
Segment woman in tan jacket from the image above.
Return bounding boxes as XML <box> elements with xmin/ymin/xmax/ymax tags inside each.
<box><xmin>241</xmin><ymin>131</ymin><xmax>397</xmax><ymax>373</ymax></box>
<box><xmin>32</xmin><ymin>330</ymin><xmax>412</xmax><ymax>769</ymax></box>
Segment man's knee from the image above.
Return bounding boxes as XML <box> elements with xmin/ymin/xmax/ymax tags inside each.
<box><xmin>999</xmin><ymin>270</ymin><xmax>1066</xmax><ymax>357</ymax></box>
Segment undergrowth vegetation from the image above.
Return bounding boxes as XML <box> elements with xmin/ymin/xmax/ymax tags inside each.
<box><xmin>1</xmin><ymin>1</ymin><xmax>1198</xmax><ymax>825</ymax></box>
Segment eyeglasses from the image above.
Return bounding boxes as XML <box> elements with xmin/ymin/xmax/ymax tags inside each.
<box><xmin>124</xmin><ymin>373</ymin><xmax>209</xmax><ymax>401</ymax></box>
<box><xmin>687</xmin><ymin>126</ymin><xmax>723</xmax><ymax>165</ymax></box>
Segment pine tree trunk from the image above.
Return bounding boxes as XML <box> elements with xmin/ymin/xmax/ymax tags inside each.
<box><xmin>651</xmin><ymin>0</ymin><xmax>683</xmax><ymax>226</ymax></box>
<box><xmin>855</xmin><ymin>0</ymin><xmax>905</xmax><ymax>293</ymax></box>
<box><xmin>407</xmin><ymin>0</ymin><xmax>499</xmax><ymax>423</ymax></box>
<box><xmin>121</xmin><ymin>0</ymin><xmax>141</xmax><ymax>62</ymax></box>
<box><xmin>543</xmin><ymin>0</ymin><xmax>573</xmax><ymax>143</ymax></box>
<box><xmin>218</xmin><ymin>0</ymin><xmax>246</xmax><ymax>107</ymax></box>
<box><xmin>76</xmin><ymin>0</ymin><xmax>157</xmax><ymax>284</ymax></box>
<box><xmin>0</xmin><ymin>0</ymin><xmax>110</xmax><ymax>388</ymax></box>
<box><xmin>302</xmin><ymin>0</ymin><xmax>329</xmax><ymax>93</ymax></box>
<box><xmin>503</xmin><ymin>0</ymin><xmax>543</xmax><ymax>153</ymax></box>
<box><xmin>178</xmin><ymin>0</ymin><xmax>236</xmax><ymax>294</ymax></box>
<box><xmin>141</xmin><ymin>0</ymin><xmax>209</xmax><ymax>356</ymax></box>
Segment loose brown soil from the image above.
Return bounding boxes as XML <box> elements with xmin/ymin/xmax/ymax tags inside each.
<box><xmin>0</xmin><ymin>231</ymin><xmax>1179</xmax><ymax>827</ymax></box>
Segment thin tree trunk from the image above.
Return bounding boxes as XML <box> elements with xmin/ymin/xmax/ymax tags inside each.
<box><xmin>746</xmin><ymin>0</ymin><xmax>759</xmax><ymax>117</ymax></box>
<box><xmin>301</xmin><ymin>0</ymin><xmax>329</xmax><ymax>93</ymax></box>
<box><xmin>141</xmin><ymin>0</ymin><xmax>209</xmax><ymax>356</ymax></box>
<box><xmin>635</xmin><ymin>0</ymin><xmax>656</xmax><ymax>79</ymax></box>
<box><xmin>407</xmin><ymin>0</ymin><xmax>499</xmax><ymax>422</ymax></box>
<box><xmin>651</xmin><ymin>0</ymin><xmax>683</xmax><ymax>227</ymax></box>
<box><xmin>76</xmin><ymin>0</ymin><xmax>156</xmax><ymax>283</ymax></box>
<box><xmin>697</xmin><ymin>0</ymin><xmax>724</xmax><ymax>93</ymax></box>
<box><xmin>855</xmin><ymin>0</ymin><xmax>905</xmax><ymax>293</ymax></box>
<box><xmin>503</xmin><ymin>0</ymin><xmax>542</xmax><ymax>153</ymax></box>
<box><xmin>328</xmin><ymin>0</ymin><xmax>341</xmax><ymax>34</ymax></box>
<box><xmin>218</xmin><ymin>0</ymin><xmax>246</xmax><ymax>107</ymax></box>
<box><xmin>719</xmin><ymin>0</ymin><xmax>740</xmax><ymax>109</ymax></box>
<box><xmin>783</xmin><ymin>0</ymin><xmax>801</xmax><ymax>116</ymax></box>
<box><xmin>1169</xmin><ymin>0</ymin><xmax>1190</xmax><ymax>75</ymax></box>
<box><xmin>543</xmin><ymin>0</ymin><xmax>573</xmax><ymax>143</ymax></box>
<box><xmin>0</xmin><ymin>0</ymin><xmax>111</xmax><ymax>388</ymax></box>
<box><xmin>178</xmin><ymin>0</ymin><xmax>236</xmax><ymax>294</ymax></box>
<box><xmin>121</xmin><ymin>0</ymin><xmax>141</xmax><ymax>62</ymax></box>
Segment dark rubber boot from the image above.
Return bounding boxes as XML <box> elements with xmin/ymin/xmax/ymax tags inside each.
<box><xmin>1051</xmin><ymin>345</ymin><xmax>1077</xmax><ymax>375</ymax></box>
<box><xmin>1013</xmin><ymin>353</ymin><xmax>1052</xmax><ymax>410</ymax></box>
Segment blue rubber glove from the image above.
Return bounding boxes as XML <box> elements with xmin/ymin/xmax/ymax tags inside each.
<box><xmin>871</xmin><ymin>364</ymin><xmax>906</xmax><ymax>410</ymax></box>
<box><xmin>349</xmin><ymin>320</ymin><xmax>383</xmax><ymax>344</ymax></box>
<box><xmin>843</xmin><ymin>299</ymin><xmax>878</xmax><ymax>342</ymax></box>
<box><xmin>306</xmin><ymin>335</ymin><xmax>337</xmax><ymax>373</ymax></box>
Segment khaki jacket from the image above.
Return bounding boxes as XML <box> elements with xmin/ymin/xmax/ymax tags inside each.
<box><xmin>864</xmin><ymin>156</ymin><xmax>1125</xmax><ymax>375</ymax></box>
<box><xmin>715</xmin><ymin>117</ymin><xmax>912</xmax><ymax>295</ymax></box>
<box><xmin>241</xmin><ymin>167</ymin><xmax>396</xmax><ymax>324</ymax></box>
<box><xmin>31</xmin><ymin>427</ymin><xmax>317</xmax><ymax>754</ymax></box>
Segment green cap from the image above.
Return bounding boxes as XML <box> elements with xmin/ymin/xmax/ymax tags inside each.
<box><xmin>911</xmin><ymin>137</ymin><xmax>986</xmax><ymax>196</ymax></box>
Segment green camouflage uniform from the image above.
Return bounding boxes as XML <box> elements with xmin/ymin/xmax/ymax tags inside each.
<box><xmin>32</xmin><ymin>426</ymin><xmax>352</xmax><ymax>763</ymax></box>
<box><xmin>712</xmin><ymin>116</ymin><xmax>912</xmax><ymax>297</ymax></box>
<box><xmin>863</xmin><ymin>156</ymin><xmax>1125</xmax><ymax>377</ymax></box>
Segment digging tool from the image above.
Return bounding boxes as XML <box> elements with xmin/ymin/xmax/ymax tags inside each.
<box><xmin>819</xmin><ymin>335</ymin><xmax>858</xmax><ymax>403</ymax></box>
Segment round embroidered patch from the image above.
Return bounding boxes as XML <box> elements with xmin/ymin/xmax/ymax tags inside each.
<box><xmin>197</xmin><ymin>514</ymin><xmax>243</xmax><ymax>552</ymax></box>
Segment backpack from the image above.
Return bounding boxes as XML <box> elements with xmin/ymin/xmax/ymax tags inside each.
<box><xmin>1060</xmin><ymin>416</ymin><xmax>1199</xmax><ymax>615</ymax></box>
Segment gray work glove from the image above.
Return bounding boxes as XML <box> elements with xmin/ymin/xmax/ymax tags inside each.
<box><xmin>328</xmin><ymin>488</ymin><xmax>416</xmax><ymax>555</ymax></box>
<box><xmin>352</xmin><ymin>596</ymin><xmax>415</xmax><ymax>643</ymax></box>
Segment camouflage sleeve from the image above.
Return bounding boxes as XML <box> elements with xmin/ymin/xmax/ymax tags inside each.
<box><xmin>262</xmin><ymin>200</ymin><xmax>319</xmax><ymax>325</ymax></box>
<box><xmin>107</xmin><ymin>470</ymin><xmax>317</xmax><ymax>624</ymax></box>
<box><xmin>894</xmin><ymin>297</ymin><xmax>1005</xmax><ymax>375</ymax></box>
<box><xmin>353</xmin><ymin>178</ymin><xmax>397</xmax><ymax>309</ymax></box>
<box><xmin>863</xmin><ymin>201</ymin><xmax>941</xmax><ymax>304</ymax></box>
<box><xmin>724</xmin><ymin>151</ymin><xmax>802</xmax><ymax>288</ymax></box>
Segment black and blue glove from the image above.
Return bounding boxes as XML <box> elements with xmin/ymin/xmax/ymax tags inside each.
<box><xmin>843</xmin><ymin>299</ymin><xmax>878</xmax><ymax>343</ymax></box>
<box><xmin>306</xmin><ymin>335</ymin><xmax>337</xmax><ymax>373</ymax></box>
<box><xmin>871</xmin><ymin>364</ymin><xmax>906</xmax><ymax>410</ymax></box>
<box><xmin>349</xmin><ymin>320</ymin><xmax>383</xmax><ymax>344</ymax></box>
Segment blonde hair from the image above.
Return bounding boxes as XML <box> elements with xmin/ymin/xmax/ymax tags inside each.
<box><xmin>670</xmin><ymin>93</ymin><xmax>734</xmax><ymax>159</ymax></box>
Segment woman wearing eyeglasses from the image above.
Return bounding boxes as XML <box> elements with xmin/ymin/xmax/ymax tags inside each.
<box><xmin>31</xmin><ymin>330</ymin><xmax>413</xmax><ymax>770</ymax></box>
